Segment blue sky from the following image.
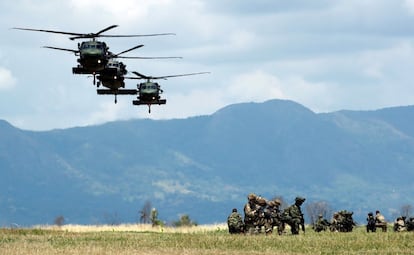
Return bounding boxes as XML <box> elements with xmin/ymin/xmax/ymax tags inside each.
<box><xmin>1</xmin><ymin>0</ymin><xmax>414</xmax><ymax>130</ymax></box>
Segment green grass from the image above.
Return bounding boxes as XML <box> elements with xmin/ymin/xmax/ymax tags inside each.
<box><xmin>0</xmin><ymin>226</ymin><xmax>413</xmax><ymax>255</ymax></box>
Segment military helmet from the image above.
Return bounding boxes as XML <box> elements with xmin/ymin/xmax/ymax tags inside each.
<box><xmin>256</xmin><ymin>197</ymin><xmax>267</xmax><ymax>206</ymax></box>
<box><xmin>273</xmin><ymin>198</ymin><xmax>281</xmax><ymax>205</ymax></box>
<box><xmin>247</xmin><ymin>193</ymin><xmax>257</xmax><ymax>201</ymax></box>
<box><xmin>295</xmin><ymin>196</ymin><xmax>306</xmax><ymax>203</ymax></box>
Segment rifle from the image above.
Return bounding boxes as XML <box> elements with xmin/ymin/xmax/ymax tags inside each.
<box><xmin>300</xmin><ymin>214</ymin><xmax>305</xmax><ymax>233</ymax></box>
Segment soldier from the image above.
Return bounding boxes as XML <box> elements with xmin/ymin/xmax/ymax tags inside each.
<box><xmin>406</xmin><ymin>217</ymin><xmax>414</xmax><ymax>231</ymax></box>
<box><xmin>366</xmin><ymin>212</ymin><xmax>376</xmax><ymax>232</ymax></box>
<box><xmin>337</xmin><ymin>210</ymin><xmax>356</xmax><ymax>232</ymax></box>
<box><xmin>265</xmin><ymin>199</ymin><xmax>284</xmax><ymax>235</ymax></box>
<box><xmin>313</xmin><ymin>214</ymin><xmax>330</xmax><ymax>232</ymax></box>
<box><xmin>283</xmin><ymin>196</ymin><xmax>306</xmax><ymax>235</ymax></box>
<box><xmin>227</xmin><ymin>208</ymin><xmax>244</xmax><ymax>234</ymax></box>
<box><xmin>375</xmin><ymin>210</ymin><xmax>387</xmax><ymax>232</ymax></box>
<box><xmin>330</xmin><ymin>212</ymin><xmax>340</xmax><ymax>232</ymax></box>
<box><xmin>254</xmin><ymin>196</ymin><xmax>268</xmax><ymax>234</ymax></box>
<box><xmin>244</xmin><ymin>193</ymin><xmax>259</xmax><ymax>234</ymax></box>
<box><xmin>394</xmin><ymin>217</ymin><xmax>407</xmax><ymax>232</ymax></box>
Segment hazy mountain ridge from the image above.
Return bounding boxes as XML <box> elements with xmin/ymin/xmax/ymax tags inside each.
<box><xmin>1</xmin><ymin>99</ymin><xmax>414</xmax><ymax>225</ymax></box>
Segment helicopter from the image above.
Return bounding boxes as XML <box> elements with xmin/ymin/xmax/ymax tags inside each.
<box><xmin>96</xmin><ymin>48</ymin><xmax>183</xmax><ymax>103</ymax></box>
<box><xmin>13</xmin><ymin>25</ymin><xmax>175</xmax><ymax>79</ymax></box>
<box><xmin>95</xmin><ymin>59</ymin><xmax>137</xmax><ymax>104</ymax></box>
<box><xmin>127</xmin><ymin>71</ymin><xmax>210</xmax><ymax>113</ymax></box>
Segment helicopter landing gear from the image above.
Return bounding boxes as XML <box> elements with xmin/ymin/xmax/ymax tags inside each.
<box><xmin>147</xmin><ymin>104</ymin><xmax>151</xmax><ymax>113</ymax></box>
<box><xmin>114</xmin><ymin>94</ymin><xmax>118</xmax><ymax>104</ymax></box>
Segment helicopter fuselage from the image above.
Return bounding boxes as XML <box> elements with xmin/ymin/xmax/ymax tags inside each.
<box><xmin>76</xmin><ymin>41</ymin><xmax>109</xmax><ymax>72</ymax></box>
<box><xmin>138</xmin><ymin>82</ymin><xmax>162</xmax><ymax>102</ymax></box>
<box><xmin>97</xmin><ymin>59</ymin><xmax>127</xmax><ymax>89</ymax></box>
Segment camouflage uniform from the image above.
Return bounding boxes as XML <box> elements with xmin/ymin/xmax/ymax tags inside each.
<box><xmin>375</xmin><ymin>210</ymin><xmax>387</xmax><ymax>232</ymax></box>
<box><xmin>330</xmin><ymin>210</ymin><xmax>355</xmax><ymax>232</ymax></box>
<box><xmin>313</xmin><ymin>214</ymin><xmax>330</xmax><ymax>232</ymax></box>
<box><xmin>244</xmin><ymin>193</ymin><xmax>259</xmax><ymax>234</ymax></box>
<box><xmin>394</xmin><ymin>217</ymin><xmax>407</xmax><ymax>232</ymax></box>
<box><xmin>330</xmin><ymin>213</ymin><xmax>340</xmax><ymax>232</ymax></box>
<box><xmin>406</xmin><ymin>217</ymin><xmax>414</xmax><ymax>231</ymax></box>
<box><xmin>254</xmin><ymin>196</ymin><xmax>268</xmax><ymax>234</ymax></box>
<box><xmin>227</xmin><ymin>208</ymin><xmax>244</xmax><ymax>234</ymax></box>
<box><xmin>366</xmin><ymin>212</ymin><xmax>376</xmax><ymax>233</ymax></box>
<box><xmin>264</xmin><ymin>199</ymin><xmax>283</xmax><ymax>235</ymax></box>
<box><xmin>283</xmin><ymin>196</ymin><xmax>306</xmax><ymax>235</ymax></box>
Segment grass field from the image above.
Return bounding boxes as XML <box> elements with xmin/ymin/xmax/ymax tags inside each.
<box><xmin>1</xmin><ymin>224</ymin><xmax>413</xmax><ymax>254</ymax></box>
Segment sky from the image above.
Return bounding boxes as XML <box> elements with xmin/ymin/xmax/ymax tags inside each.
<box><xmin>2</xmin><ymin>0</ymin><xmax>414</xmax><ymax>130</ymax></box>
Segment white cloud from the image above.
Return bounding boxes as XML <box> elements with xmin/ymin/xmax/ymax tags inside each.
<box><xmin>84</xmin><ymin>100</ymin><xmax>130</xmax><ymax>126</ymax></box>
<box><xmin>0</xmin><ymin>67</ymin><xmax>16</xmax><ymax>90</ymax></box>
<box><xmin>3</xmin><ymin>0</ymin><xmax>414</xmax><ymax>130</ymax></box>
<box><xmin>404</xmin><ymin>0</ymin><xmax>414</xmax><ymax>14</ymax></box>
<box><xmin>226</xmin><ymin>70</ymin><xmax>285</xmax><ymax>102</ymax></box>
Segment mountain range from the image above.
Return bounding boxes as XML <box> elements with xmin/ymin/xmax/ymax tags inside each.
<box><xmin>1</xmin><ymin>99</ymin><xmax>414</xmax><ymax>226</ymax></box>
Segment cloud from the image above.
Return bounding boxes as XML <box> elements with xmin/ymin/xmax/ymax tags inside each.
<box><xmin>84</xmin><ymin>100</ymin><xmax>131</xmax><ymax>126</ymax></box>
<box><xmin>0</xmin><ymin>67</ymin><xmax>16</xmax><ymax>90</ymax></box>
<box><xmin>226</xmin><ymin>70</ymin><xmax>285</xmax><ymax>102</ymax></box>
<box><xmin>3</xmin><ymin>0</ymin><xmax>414</xmax><ymax>130</ymax></box>
<box><xmin>404</xmin><ymin>0</ymin><xmax>414</xmax><ymax>14</ymax></box>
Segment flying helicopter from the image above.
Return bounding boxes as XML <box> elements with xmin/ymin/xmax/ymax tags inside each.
<box><xmin>95</xmin><ymin>59</ymin><xmax>137</xmax><ymax>104</ymax></box>
<box><xmin>127</xmin><ymin>71</ymin><xmax>210</xmax><ymax>113</ymax></box>
<box><xmin>96</xmin><ymin>49</ymin><xmax>183</xmax><ymax>103</ymax></box>
<box><xmin>13</xmin><ymin>25</ymin><xmax>175</xmax><ymax>79</ymax></box>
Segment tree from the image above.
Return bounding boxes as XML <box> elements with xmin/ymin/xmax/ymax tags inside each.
<box><xmin>401</xmin><ymin>204</ymin><xmax>412</xmax><ymax>218</ymax></box>
<box><xmin>150</xmin><ymin>208</ymin><xmax>163</xmax><ymax>227</ymax></box>
<box><xmin>172</xmin><ymin>214</ymin><xmax>197</xmax><ymax>227</ymax></box>
<box><xmin>54</xmin><ymin>215</ymin><xmax>65</xmax><ymax>226</ymax></box>
<box><xmin>139</xmin><ymin>200</ymin><xmax>152</xmax><ymax>224</ymax></box>
<box><xmin>305</xmin><ymin>201</ymin><xmax>332</xmax><ymax>225</ymax></box>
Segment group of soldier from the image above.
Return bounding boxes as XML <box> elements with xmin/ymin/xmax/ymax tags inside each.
<box><xmin>313</xmin><ymin>210</ymin><xmax>356</xmax><ymax>233</ymax></box>
<box><xmin>227</xmin><ymin>193</ymin><xmax>306</xmax><ymax>235</ymax></box>
<box><xmin>392</xmin><ymin>216</ymin><xmax>414</xmax><ymax>232</ymax></box>
<box><xmin>227</xmin><ymin>193</ymin><xmax>414</xmax><ymax>235</ymax></box>
<box><xmin>366</xmin><ymin>211</ymin><xmax>414</xmax><ymax>233</ymax></box>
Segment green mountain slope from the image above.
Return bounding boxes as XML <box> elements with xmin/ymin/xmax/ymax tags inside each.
<box><xmin>1</xmin><ymin>100</ymin><xmax>413</xmax><ymax>225</ymax></box>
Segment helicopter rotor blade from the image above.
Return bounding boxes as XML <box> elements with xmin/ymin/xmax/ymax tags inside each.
<box><xmin>68</xmin><ymin>25</ymin><xmax>120</xmax><ymax>40</ymax></box>
<box><xmin>113</xmin><ymin>44</ymin><xmax>144</xmax><ymax>57</ymax></box>
<box><xmin>129</xmin><ymin>71</ymin><xmax>210</xmax><ymax>80</ymax></box>
<box><xmin>12</xmin><ymin>27</ymin><xmax>84</xmax><ymax>37</ymax></box>
<box><xmin>43</xmin><ymin>46</ymin><xmax>79</xmax><ymax>53</ymax></box>
<box><xmin>96</xmin><ymin>25</ymin><xmax>119</xmax><ymax>36</ymax></box>
<box><xmin>117</xmin><ymin>56</ymin><xmax>182</xmax><ymax>59</ymax></box>
<box><xmin>98</xmin><ymin>33</ymin><xmax>176</xmax><ymax>38</ymax></box>
<box><xmin>131</xmin><ymin>71</ymin><xmax>151</xmax><ymax>80</ymax></box>
<box><xmin>150</xmin><ymin>72</ymin><xmax>210</xmax><ymax>80</ymax></box>
<box><xmin>14</xmin><ymin>26</ymin><xmax>175</xmax><ymax>40</ymax></box>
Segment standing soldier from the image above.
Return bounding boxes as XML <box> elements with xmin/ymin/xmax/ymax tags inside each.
<box><xmin>283</xmin><ymin>196</ymin><xmax>306</xmax><ymax>235</ymax></box>
<box><xmin>244</xmin><ymin>193</ymin><xmax>259</xmax><ymax>234</ymax></box>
